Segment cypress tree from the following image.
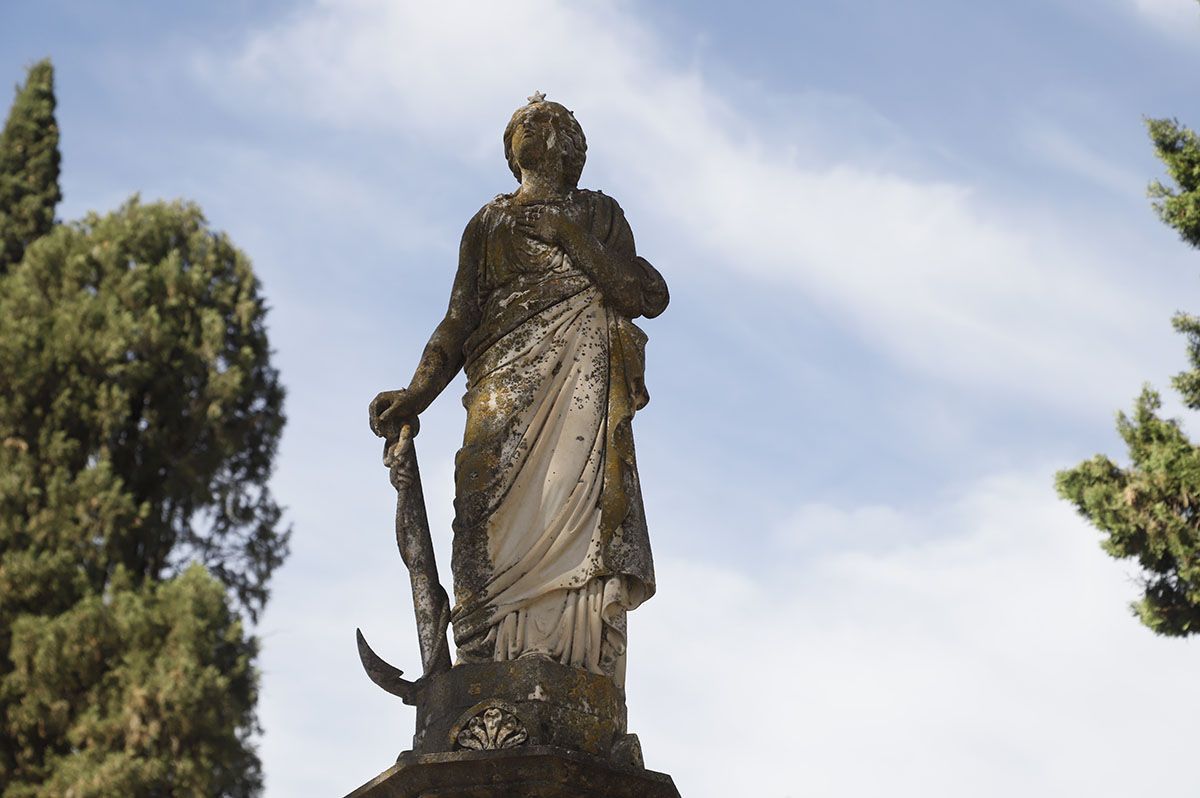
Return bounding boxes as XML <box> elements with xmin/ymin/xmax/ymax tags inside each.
<box><xmin>0</xmin><ymin>63</ymin><xmax>286</xmax><ymax>796</ymax></box>
<box><xmin>1056</xmin><ymin>74</ymin><xmax>1200</xmax><ymax>634</ymax></box>
<box><xmin>0</xmin><ymin>60</ymin><xmax>61</xmax><ymax>272</ymax></box>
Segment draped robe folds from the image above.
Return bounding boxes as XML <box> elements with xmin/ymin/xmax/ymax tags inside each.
<box><xmin>450</xmin><ymin>190</ymin><xmax>661</xmax><ymax>688</ymax></box>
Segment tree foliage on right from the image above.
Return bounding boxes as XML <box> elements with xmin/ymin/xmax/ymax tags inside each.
<box><xmin>0</xmin><ymin>61</ymin><xmax>287</xmax><ymax>796</ymax></box>
<box><xmin>1056</xmin><ymin>44</ymin><xmax>1200</xmax><ymax>634</ymax></box>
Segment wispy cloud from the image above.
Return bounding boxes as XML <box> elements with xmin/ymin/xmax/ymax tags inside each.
<box><xmin>634</xmin><ymin>469</ymin><xmax>1200</xmax><ymax>797</ymax></box>
<box><xmin>1021</xmin><ymin>121</ymin><xmax>1147</xmax><ymax>197</ymax></box>
<box><xmin>193</xmin><ymin>0</ymin><xmax>1176</xmax><ymax>413</ymax></box>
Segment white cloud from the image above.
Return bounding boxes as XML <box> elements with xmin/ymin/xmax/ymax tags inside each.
<box><xmin>193</xmin><ymin>0</ymin><xmax>1177</xmax><ymax>414</ymax></box>
<box><xmin>777</xmin><ymin>501</ymin><xmax>925</xmax><ymax>553</ymax></box>
<box><xmin>629</xmin><ymin>470</ymin><xmax>1200</xmax><ymax>797</ymax></box>
<box><xmin>1127</xmin><ymin>0</ymin><xmax>1200</xmax><ymax>34</ymax></box>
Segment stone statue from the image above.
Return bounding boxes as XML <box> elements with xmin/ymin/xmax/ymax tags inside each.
<box><xmin>349</xmin><ymin>94</ymin><xmax>678</xmax><ymax>798</ymax></box>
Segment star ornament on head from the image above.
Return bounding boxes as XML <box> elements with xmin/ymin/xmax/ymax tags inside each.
<box><xmin>527</xmin><ymin>91</ymin><xmax>547</xmax><ymax>104</ymax></box>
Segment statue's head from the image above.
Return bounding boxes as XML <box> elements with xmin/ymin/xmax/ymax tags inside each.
<box><xmin>503</xmin><ymin>93</ymin><xmax>587</xmax><ymax>188</ymax></box>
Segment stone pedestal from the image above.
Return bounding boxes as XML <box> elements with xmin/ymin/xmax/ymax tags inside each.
<box><xmin>406</xmin><ymin>659</ymin><xmax>632</xmax><ymax>761</ymax></box>
<box><xmin>345</xmin><ymin>658</ymin><xmax>680</xmax><ymax>797</ymax></box>
<box><xmin>346</xmin><ymin>746</ymin><xmax>681</xmax><ymax>798</ymax></box>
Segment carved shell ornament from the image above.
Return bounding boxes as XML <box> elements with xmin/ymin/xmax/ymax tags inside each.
<box><xmin>455</xmin><ymin>706</ymin><xmax>529</xmax><ymax>751</ymax></box>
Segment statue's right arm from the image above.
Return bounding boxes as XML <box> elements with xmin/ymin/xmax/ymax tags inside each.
<box><xmin>370</xmin><ymin>215</ymin><xmax>484</xmax><ymax>438</ymax></box>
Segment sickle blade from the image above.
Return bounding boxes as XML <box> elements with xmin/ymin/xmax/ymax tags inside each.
<box><xmin>356</xmin><ymin>628</ymin><xmax>418</xmax><ymax>705</ymax></box>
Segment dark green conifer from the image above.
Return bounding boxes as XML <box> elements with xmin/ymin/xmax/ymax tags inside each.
<box><xmin>0</xmin><ymin>62</ymin><xmax>286</xmax><ymax>797</ymax></box>
<box><xmin>1057</xmin><ymin>70</ymin><xmax>1200</xmax><ymax>635</ymax></box>
<box><xmin>0</xmin><ymin>59</ymin><xmax>60</xmax><ymax>271</ymax></box>
<box><xmin>1148</xmin><ymin>118</ymin><xmax>1200</xmax><ymax>248</ymax></box>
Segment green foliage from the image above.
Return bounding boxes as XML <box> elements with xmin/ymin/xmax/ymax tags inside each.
<box><xmin>2</xmin><ymin>566</ymin><xmax>262</xmax><ymax>798</ymax></box>
<box><xmin>1056</xmin><ymin>389</ymin><xmax>1200</xmax><ymax>636</ymax></box>
<box><xmin>0</xmin><ymin>61</ymin><xmax>286</xmax><ymax>796</ymax></box>
<box><xmin>1147</xmin><ymin>118</ymin><xmax>1200</xmax><ymax>248</ymax></box>
<box><xmin>0</xmin><ymin>60</ymin><xmax>60</xmax><ymax>271</ymax></box>
<box><xmin>0</xmin><ymin>199</ymin><xmax>289</xmax><ymax>619</ymax></box>
<box><xmin>1058</xmin><ymin>77</ymin><xmax>1200</xmax><ymax>635</ymax></box>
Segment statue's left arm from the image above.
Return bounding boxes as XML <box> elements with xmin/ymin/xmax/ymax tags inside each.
<box><xmin>520</xmin><ymin>195</ymin><xmax>668</xmax><ymax>319</ymax></box>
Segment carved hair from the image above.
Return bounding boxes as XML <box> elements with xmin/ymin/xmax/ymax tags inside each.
<box><xmin>503</xmin><ymin>100</ymin><xmax>587</xmax><ymax>188</ymax></box>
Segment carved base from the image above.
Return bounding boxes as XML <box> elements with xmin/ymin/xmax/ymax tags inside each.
<box><xmin>407</xmin><ymin>658</ymin><xmax>632</xmax><ymax>763</ymax></box>
<box><xmin>345</xmin><ymin>658</ymin><xmax>675</xmax><ymax>796</ymax></box>
<box><xmin>344</xmin><ymin>746</ymin><xmax>682</xmax><ymax>798</ymax></box>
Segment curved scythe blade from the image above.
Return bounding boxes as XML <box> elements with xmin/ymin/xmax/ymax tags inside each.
<box><xmin>356</xmin><ymin>628</ymin><xmax>418</xmax><ymax>705</ymax></box>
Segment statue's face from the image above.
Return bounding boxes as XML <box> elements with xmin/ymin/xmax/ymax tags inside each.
<box><xmin>511</xmin><ymin>105</ymin><xmax>560</xmax><ymax>172</ymax></box>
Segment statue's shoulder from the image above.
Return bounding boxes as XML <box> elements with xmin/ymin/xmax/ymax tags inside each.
<box><xmin>484</xmin><ymin>193</ymin><xmax>516</xmax><ymax>212</ymax></box>
<box><xmin>575</xmin><ymin>189</ymin><xmax>628</xmax><ymax>224</ymax></box>
<box><xmin>462</xmin><ymin>195</ymin><xmax>512</xmax><ymax>239</ymax></box>
<box><xmin>574</xmin><ymin>187</ymin><xmax>618</xmax><ymax>207</ymax></box>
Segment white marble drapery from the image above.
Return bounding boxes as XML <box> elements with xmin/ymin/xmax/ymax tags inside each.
<box><xmin>458</xmin><ymin>287</ymin><xmax>641</xmax><ymax>686</ymax></box>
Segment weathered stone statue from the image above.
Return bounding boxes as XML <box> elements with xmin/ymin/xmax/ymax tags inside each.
<box><xmin>348</xmin><ymin>94</ymin><xmax>679</xmax><ymax>798</ymax></box>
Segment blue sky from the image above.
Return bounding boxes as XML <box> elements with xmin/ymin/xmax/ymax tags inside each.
<box><xmin>4</xmin><ymin>1</ymin><xmax>1200</xmax><ymax>795</ymax></box>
